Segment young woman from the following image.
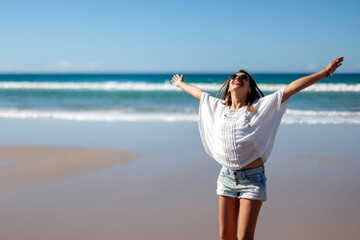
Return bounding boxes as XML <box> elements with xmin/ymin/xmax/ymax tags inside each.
<box><xmin>171</xmin><ymin>57</ymin><xmax>343</xmax><ymax>240</ymax></box>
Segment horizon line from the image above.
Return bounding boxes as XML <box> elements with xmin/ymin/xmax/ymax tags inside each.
<box><xmin>0</xmin><ymin>71</ymin><xmax>359</xmax><ymax>75</ymax></box>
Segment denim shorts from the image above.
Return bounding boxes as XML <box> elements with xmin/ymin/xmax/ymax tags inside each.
<box><xmin>216</xmin><ymin>165</ymin><xmax>267</xmax><ymax>201</ymax></box>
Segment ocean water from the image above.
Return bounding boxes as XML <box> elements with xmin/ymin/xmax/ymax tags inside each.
<box><xmin>0</xmin><ymin>73</ymin><xmax>359</xmax><ymax>124</ymax></box>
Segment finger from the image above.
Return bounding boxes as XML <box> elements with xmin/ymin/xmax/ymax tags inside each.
<box><xmin>336</xmin><ymin>57</ymin><xmax>344</xmax><ymax>62</ymax></box>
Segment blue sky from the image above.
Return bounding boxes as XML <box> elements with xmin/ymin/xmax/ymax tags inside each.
<box><xmin>0</xmin><ymin>0</ymin><xmax>359</xmax><ymax>73</ymax></box>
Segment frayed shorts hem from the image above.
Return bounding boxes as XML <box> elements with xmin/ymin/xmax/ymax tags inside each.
<box><xmin>217</xmin><ymin>193</ymin><xmax>267</xmax><ymax>202</ymax></box>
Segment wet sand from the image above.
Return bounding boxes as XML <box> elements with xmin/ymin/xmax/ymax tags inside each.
<box><xmin>0</xmin><ymin>146</ymin><xmax>139</xmax><ymax>194</ymax></box>
<box><xmin>0</xmin><ymin>120</ymin><xmax>359</xmax><ymax>240</ymax></box>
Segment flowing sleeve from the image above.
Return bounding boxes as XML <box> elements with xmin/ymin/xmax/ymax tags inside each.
<box><xmin>250</xmin><ymin>87</ymin><xmax>289</xmax><ymax>162</ymax></box>
<box><xmin>198</xmin><ymin>92</ymin><xmax>226</xmax><ymax>159</ymax></box>
<box><xmin>252</xmin><ymin>87</ymin><xmax>289</xmax><ymax>123</ymax></box>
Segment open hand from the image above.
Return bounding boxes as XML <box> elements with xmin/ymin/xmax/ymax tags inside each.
<box><xmin>325</xmin><ymin>57</ymin><xmax>344</xmax><ymax>76</ymax></box>
<box><xmin>171</xmin><ymin>74</ymin><xmax>184</xmax><ymax>87</ymax></box>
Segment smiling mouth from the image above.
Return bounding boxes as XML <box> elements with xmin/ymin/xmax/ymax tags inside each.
<box><xmin>234</xmin><ymin>81</ymin><xmax>244</xmax><ymax>86</ymax></box>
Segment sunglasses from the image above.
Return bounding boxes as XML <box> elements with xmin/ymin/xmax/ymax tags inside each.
<box><xmin>230</xmin><ymin>74</ymin><xmax>249</xmax><ymax>81</ymax></box>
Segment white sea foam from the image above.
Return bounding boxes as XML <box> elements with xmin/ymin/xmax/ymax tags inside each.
<box><xmin>283</xmin><ymin>109</ymin><xmax>360</xmax><ymax>125</ymax></box>
<box><xmin>0</xmin><ymin>109</ymin><xmax>197</xmax><ymax>122</ymax></box>
<box><xmin>0</xmin><ymin>108</ymin><xmax>359</xmax><ymax>124</ymax></box>
<box><xmin>0</xmin><ymin>81</ymin><xmax>359</xmax><ymax>92</ymax></box>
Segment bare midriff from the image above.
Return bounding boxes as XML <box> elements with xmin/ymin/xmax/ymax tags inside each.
<box><xmin>239</xmin><ymin>157</ymin><xmax>263</xmax><ymax>170</ymax></box>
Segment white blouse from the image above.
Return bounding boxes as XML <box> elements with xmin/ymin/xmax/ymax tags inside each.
<box><xmin>198</xmin><ymin>88</ymin><xmax>289</xmax><ymax>170</ymax></box>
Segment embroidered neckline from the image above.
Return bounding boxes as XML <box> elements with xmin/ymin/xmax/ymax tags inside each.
<box><xmin>223</xmin><ymin>106</ymin><xmax>248</xmax><ymax>125</ymax></box>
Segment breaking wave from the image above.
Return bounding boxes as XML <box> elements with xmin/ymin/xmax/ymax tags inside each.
<box><xmin>0</xmin><ymin>81</ymin><xmax>359</xmax><ymax>92</ymax></box>
<box><xmin>0</xmin><ymin>108</ymin><xmax>359</xmax><ymax>124</ymax></box>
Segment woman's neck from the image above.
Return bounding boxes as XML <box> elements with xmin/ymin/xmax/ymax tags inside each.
<box><xmin>230</xmin><ymin>93</ymin><xmax>247</xmax><ymax>110</ymax></box>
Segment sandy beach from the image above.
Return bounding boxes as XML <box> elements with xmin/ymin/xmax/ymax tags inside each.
<box><xmin>0</xmin><ymin>119</ymin><xmax>359</xmax><ymax>240</ymax></box>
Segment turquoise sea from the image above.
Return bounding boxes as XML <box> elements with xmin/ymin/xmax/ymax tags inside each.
<box><xmin>0</xmin><ymin>73</ymin><xmax>359</xmax><ymax>124</ymax></box>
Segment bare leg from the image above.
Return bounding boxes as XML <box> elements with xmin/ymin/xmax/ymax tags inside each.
<box><xmin>219</xmin><ymin>196</ymin><xmax>239</xmax><ymax>240</ymax></box>
<box><xmin>237</xmin><ymin>198</ymin><xmax>262</xmax><ymax>240</ymax></box>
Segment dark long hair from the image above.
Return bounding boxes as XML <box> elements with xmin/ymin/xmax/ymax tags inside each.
<box><xmin>217</xmin><ymin>70</ymin><xmax>264</xmax><ymax>111</ymax></box>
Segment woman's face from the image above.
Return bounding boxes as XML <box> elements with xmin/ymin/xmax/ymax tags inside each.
<box><xmin>228</xmin><ymin>73</ymin><xmax>251</xmax><ymax>95</ymax></box>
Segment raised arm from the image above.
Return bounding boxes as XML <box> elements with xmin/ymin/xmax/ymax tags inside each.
<box><xmin>282</xmin><ymin>57</ymin><xmax>344</xmax><ymax>103</ymax></box>
<box><xmin>171</xmin><ymin>74</ymin><xmax>204</xmax><ymax>100</ymax></box>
